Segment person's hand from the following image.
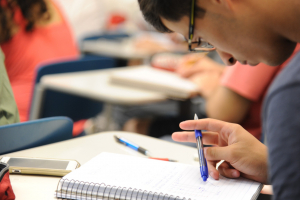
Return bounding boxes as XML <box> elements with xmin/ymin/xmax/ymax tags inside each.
<box><xmin>172</xmin><ymin>118</ymin><xmax>268</xmax><ymax>184</ymax></box>
<box><xmin>176</xmin><ymin>54</ymin><xmax>225</xmax><ymax>78</ymax></box>
<box><xmin>189</xmin><ymin>71</ymin><xmax>221</xmax><ymax>98</ymax></box>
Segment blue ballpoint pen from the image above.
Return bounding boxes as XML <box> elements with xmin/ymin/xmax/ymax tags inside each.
<box><xmin>114</xmin><ymin>135</ymin><xmax>151</xmax><ymax>156</ymax></box>
<box><xmin>194</xmin><ymin>114</ymin><xmax>209</xmax><ymax>182</ymax></box>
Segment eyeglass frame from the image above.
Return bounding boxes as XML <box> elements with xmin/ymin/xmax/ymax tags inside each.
<box><xmin>188</xmin><ymin>0</ymin><xmax>216</xmax><ymax>53</ymax></box>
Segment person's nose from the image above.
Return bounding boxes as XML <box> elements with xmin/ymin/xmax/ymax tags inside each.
<box><xmin>216</xmin><ymin>50</ymin><xmax>237</xmax><ymax>66</ymax></box>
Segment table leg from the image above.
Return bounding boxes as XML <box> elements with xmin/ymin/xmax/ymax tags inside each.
<box><xmin>29</xmin><ymin>84</ymin><xmax>45</xmax><ymax>120</ymax></box>
<box><xmin>102</xmin><ymin>103</ymin><xmax>114</xmax><ymax>131</ymax></box>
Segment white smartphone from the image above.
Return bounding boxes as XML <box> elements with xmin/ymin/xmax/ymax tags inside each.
<box><xmin>0</xmin><ymin>157</ymin><xmax>80</xmax><ymax>177</ymax></box>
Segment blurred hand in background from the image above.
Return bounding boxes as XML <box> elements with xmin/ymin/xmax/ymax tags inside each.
<box><xmin>176</xmin><ymin>54</ymin><xmax>225</xmax><ymax>98</ymax></box>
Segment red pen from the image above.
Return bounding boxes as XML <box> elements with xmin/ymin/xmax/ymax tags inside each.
<box><xmin>149</xmin><ymin>157</ymin><xmax>177</xmax><ymax>162</ymax></box>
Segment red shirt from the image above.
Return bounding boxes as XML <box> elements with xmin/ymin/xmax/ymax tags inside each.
<box><xmin>221</xmin><ymin>44</ymin><xmax>300</xmax><ymax>139</ymax></box>
<box><xmin>1</xmin><ymin>2</ymin><xmax>79</xmax><ymax>123</ymax></box>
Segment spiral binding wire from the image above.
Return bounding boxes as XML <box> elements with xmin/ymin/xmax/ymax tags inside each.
<box><xmin>55</xmin><ymin>178</ymin><xmax>191</xmax><ymax>200</ymax></box>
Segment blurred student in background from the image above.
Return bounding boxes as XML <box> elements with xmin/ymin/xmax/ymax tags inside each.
<box><xmin>0</xmin><ymin>47</ymin><xmax>19</xmax><ymax>125</ymax></box>
<box><xmin>0</xmin><ymin>4</ymin><xmax>19</xmax><ymax>125</ymax></box>
<box><xmin>0</xmin><ymin>0</ymin><xmax>80</xmax><ymax>134</ymax></box>
<box><xmin>123</xmin><ymin>43</ymin><xmax>300</xmax><ymax>141</ymax></box>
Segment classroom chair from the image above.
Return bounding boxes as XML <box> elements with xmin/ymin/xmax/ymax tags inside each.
<box><xmin>0</xmin><ymin>117</ymin><xmax>73</xmax><ymax>155</ymax></box>
<box><xmin>29</xmin><ymin>57</ymin><xmax>115</xmax><ymax>122</ymax></box>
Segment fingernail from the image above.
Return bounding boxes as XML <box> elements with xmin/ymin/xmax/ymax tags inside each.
<box><xmin>210</xmin><ymin>172</ymin><xmax>214</xmax><ymax>177</ymax></box>
<box><xmin>232</xmin><ymin>171</ymin><xmax>238</xmax><ymax>177</ymax></box>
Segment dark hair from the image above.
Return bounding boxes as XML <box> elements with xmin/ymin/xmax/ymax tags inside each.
<box><xmin>0</xmin><ymin>0</ymin><xmax>50</xmax><ymax>43</ymax></box>
<box><xmin>138</xmin><ymin>0</ymin><xmax>205</xmax><ymax>33</ymax></box>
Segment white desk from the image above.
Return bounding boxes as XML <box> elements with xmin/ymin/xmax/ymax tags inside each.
<box><xmin>1</xmin><ymin>132</ymin><xmax>271</xmax><ymax>199</ymax></box>
<box><xmin>81</xmin><ymin>33</ymin><xmax>186</xmax><ymax>60</ymax></box>
<box><xmin>30</xmin><ymin>67</ymin><xmax>168</xmax><ymax>121</ymax></box>
<box><xmin>1</xmin><ymin>131</ymin><xmax>198</xmax><ymax>200</ymax></box>
<box><xmin>82</xmin><ymin>38</ymin><xmax>152</xmax><ymax>60</ymax></box>
<box><xmin>41</xmin><ymin>67</ymin><xmax>168</xmax><ymax>105</ymax></box>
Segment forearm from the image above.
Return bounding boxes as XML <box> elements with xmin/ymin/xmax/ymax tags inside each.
<box><xmin>205</xmin><ymin>86</ymin><xmax>251</xmax><ymax>123</ymax></box>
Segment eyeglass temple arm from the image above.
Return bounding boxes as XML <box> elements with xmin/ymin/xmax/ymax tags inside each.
<box><xmin>189</xmin><ymin>0</ymin><xmax>195</xmax><ymax>48</ymax></box>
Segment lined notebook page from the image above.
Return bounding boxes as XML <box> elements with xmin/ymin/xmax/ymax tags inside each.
<box><xmin>62</xmin><ymin>152</ymin><xmax>262</xmax><ymax>200</ymax></box>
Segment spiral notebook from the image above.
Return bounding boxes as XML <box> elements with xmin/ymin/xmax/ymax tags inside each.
<box><xmin>55</xmin><ymin>152</ymin><xmax>262</xmax><ymax>200</ymax></box>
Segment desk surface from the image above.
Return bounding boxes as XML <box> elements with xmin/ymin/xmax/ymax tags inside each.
<box><xmin>1</xmin><ymin>132</ymin><xmax>198</xmax><ymax>200</ymax></box>
<box><xmin>40</xmin><ymin>66</ymin><xmax>168</xmax><ymax>105</ymax></box>
<box><xmin>82</xmin><ymin>39</ymin><xmax>151</xmax><ymax>60</ymax></box>
<box><xmin>81</xmin><ymin>34</ymin><xmax>185</xmax><ymax>60</ymax></box>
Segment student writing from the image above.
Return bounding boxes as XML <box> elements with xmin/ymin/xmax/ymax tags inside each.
<box><xmin>138</xmin><ymin>0</ymin><xmax>300</xmax><ymax>199</ymax></box>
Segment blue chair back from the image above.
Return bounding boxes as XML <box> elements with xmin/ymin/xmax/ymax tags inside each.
<box><xmin>35</xmin><ymin>58</ymin><xmax>115</xmax><ymax>84</ymax></box>
<box><xmin>0</xmin><ymin>117</ymin><xmax>73</xmax><ymax>155</ymax></box>
<box><xmin>32</xmin><ymin>58</ymin><xmax>115</xmax><ymax>121</ymax></box>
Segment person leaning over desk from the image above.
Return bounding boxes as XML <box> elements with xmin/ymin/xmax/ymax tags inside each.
<box><xmin>138</xmin><ymin>0</ymin><xmax>300</xmax><ymax>199</ymax></box>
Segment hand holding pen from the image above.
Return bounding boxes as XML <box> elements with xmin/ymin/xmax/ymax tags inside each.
<box><xmin>172</xmin><ymin>118</ymin><xmax>269</xmax><ymax>184</ymax></box>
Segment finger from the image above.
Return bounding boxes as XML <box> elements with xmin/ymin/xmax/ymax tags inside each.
<box><xmin>172</xmin><ymin>131</ymin><xmax>196</xmax><ymax>143</ymax></box>
<box><xmin>204</xmin><ymin>146</ymin><xmax>233</xmax><ymax>163</ymax></box>
<box><xmin>207</xmin><ymin>160</ymin><xmax>220</xmax><ymax>180</ymax></box>
<box><xmin>180</xmin><ymin>66</ymin><xmax>206</xmax><ymax>78</ymax></box>
<box><xmin>177</xmin><ymin>67</ymin><xmax>197</xmax><ymax>78</ymax></box>
<box><xmin>172</xmin><ymin>131</ymin><xmax>219</xmax><ymax>145</ymax></box>
<box><xmin>218</xmin><ymin>161</ymin><xmax>240</xmax><ymax>179</ymax></box>
<box><xmin>179</xmin><ymin>118</ymin><xmax>241</xmax><ymax>137</ymax></box>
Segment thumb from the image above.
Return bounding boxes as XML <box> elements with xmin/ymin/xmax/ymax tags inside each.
<box><xmin>205</xmin><ymin>146</ymin><xmax>232</xmax><ymax>163</ymax></box>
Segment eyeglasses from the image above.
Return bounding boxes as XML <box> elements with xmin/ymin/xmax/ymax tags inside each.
<box><xmin>188</xmin><ymin>0</ymin><xmax>216</xmax><ymax>52</ymax></box>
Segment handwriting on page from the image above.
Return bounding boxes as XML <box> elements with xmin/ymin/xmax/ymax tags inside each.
<box><xmin>63</xmin><ymin>153</ymin><xmax>260</xmax><ymax>200</ymax></box>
